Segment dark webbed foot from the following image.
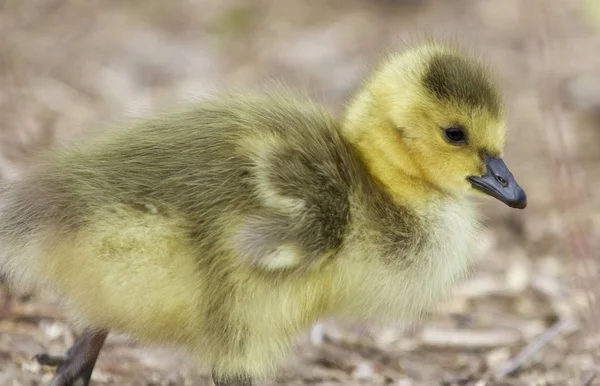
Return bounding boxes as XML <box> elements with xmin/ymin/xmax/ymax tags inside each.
<box><xmin>34</xmin><ymin>328</ymin><xmax>109</xmax><ymax>386</ymax></box>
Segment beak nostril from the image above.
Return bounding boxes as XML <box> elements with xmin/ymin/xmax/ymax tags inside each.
<box><xmin>495</xmin><ymin>175</ymin><xmax>508</xmax><ymax>187</ymax></box>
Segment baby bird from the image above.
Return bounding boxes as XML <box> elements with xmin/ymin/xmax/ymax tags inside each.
<box><xmin>0</xmin><ymin>41</ymin><xmax>526</xmax><ymax>386</ymax></box>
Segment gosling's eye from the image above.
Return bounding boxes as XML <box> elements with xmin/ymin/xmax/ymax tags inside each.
<box><xmin>444</xmin><ymin>127</ymin><xmax>467</xmax><ymax>144</ymax></box>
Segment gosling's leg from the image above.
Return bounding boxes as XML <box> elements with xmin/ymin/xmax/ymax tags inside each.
<box><xmin>0</xmin><ymin>292</ymin><xmax>12</xmax><ymax>318</ymax></box>
<box><xmin>34</xmin><ymin>328</ymin><xmax>109</xmax><ymax>386</ymax></box>
<box><xmin>212</xmin><ymin>372</ymin><xmax>252</xmax><ymax>386</ymax></box>
<box><xmin>0</xmin><ymin>278</ymin><xmax>13</xmax><ymax>318</ymax></box>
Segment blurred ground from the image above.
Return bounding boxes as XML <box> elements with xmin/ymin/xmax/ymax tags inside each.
<box><xmin>1</xmin><ymin>0</ymin><xmax>600</xmax><ymax>385</ymax></box>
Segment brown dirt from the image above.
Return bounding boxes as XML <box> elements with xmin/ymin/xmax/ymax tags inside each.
<box><xmin>1</xmin><ymin>0</ymin><xmax>599</xmax><ymax>385</ymax></box>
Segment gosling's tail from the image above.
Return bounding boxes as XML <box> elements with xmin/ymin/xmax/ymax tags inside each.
<box><xmin>0</xmin><ymin>172</ymin><xmax>77</xmax><ymax>291</ymax></box>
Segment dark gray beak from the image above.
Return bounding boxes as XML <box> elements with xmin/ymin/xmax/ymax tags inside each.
<box><xmin>467</xmin><ymin>156</ymin><xmax>527</xmax><ymax>209</ymax></box>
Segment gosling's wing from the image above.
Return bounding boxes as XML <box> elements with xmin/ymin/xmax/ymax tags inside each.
<box><xmin>232</xmin><ymin>118</ymin><xmax>355</xmax><ymax>272</ymax></box>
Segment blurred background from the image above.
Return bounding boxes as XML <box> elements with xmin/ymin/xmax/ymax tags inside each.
<box><xmin>0</xmin><ymin>0</ymin><xmax>599</xmax><ymax>385</ymax></box>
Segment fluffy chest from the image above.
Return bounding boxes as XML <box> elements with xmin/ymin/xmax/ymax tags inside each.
<box><xmin>333</xmin><ymin>199</ymin><xmax>481</xmax><ymax>322</ymax></box>
<box><xmin>418</xmin><ymin>200</ymin><xmax>480</xmax><ymax>299</ymax></box>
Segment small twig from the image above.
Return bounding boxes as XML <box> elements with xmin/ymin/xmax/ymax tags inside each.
<box><xmin>494</xmin><ymin>318</ymin><xmax>575</xmax><ymax>378</ymax></box>
<box><xmin>7</xmin><ymin>302</ymin><xmax>64</xmax><ymax>321</ymax></box>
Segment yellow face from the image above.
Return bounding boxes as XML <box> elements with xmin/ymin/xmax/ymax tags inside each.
<box><xmin>394</xmin><ymin>97</ymin><xmax>506</xmax><ymax>194</ymax></box>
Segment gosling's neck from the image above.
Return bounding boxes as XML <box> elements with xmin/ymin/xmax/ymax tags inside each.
<box><xmin>342</xmin><ymin>90</ymin><xmax>445</xmax><ymax>208</ymax></box>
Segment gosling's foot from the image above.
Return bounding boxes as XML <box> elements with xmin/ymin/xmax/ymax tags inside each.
<box><xmin>0</xmin><ymin>293</ymin><xmax>12</xmax><ymax>318</ymax></box>
<box><xmin>34</xmin><ymin>328</ymin><xmax>109</xmax><ymax>386</ymax></box>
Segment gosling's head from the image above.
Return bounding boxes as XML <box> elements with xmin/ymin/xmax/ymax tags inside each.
<box><xmin>345</xmin><ymin>41</ymin><xmax>527</xmax><ymax>209</ymax></box>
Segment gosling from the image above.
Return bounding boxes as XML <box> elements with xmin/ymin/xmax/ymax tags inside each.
<box><xmin>0</xmin><ymin>41</ymin><xmax>526</xmax><ymax>386</ymax></box>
